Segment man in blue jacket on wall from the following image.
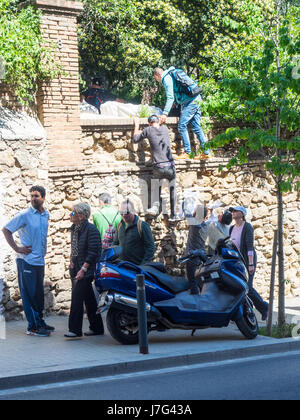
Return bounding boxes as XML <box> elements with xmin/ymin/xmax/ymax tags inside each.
<box><xmin>154</xmin><ymin>66</ymin><xmax>210</xmax><ymax>160</ymax></box>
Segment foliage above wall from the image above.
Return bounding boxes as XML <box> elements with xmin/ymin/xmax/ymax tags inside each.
<box><xmin>0</xmin><ymin>0</ymin><xmax>59</xmax><ymax>105</ymax></box>
<box><xmin>78</xmin><ymin>0</ymin><xmax>275</xmax><ymax>104</ymax></box>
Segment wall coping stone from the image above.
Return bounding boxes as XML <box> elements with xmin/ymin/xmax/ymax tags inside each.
<box><xmin>80</xmin><ymin>116</ymin><xmax>179</xmax><ymax>131</ymax></box>
<box><xmin>24</xmin><ymin>0</ymin><xmax>84</xmax><ymax>15</ymax></box>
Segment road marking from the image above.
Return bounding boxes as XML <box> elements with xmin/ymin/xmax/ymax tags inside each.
<box><xmin>1</xmin><ymin>350</ymin><xmax>300</xmax><ymax>398</ymax></box>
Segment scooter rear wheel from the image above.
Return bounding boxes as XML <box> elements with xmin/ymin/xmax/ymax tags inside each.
<box><xmin>236</xmin><ymin>298</ymin><xmax>258</xmax><ymax>339</ymax></box>
<box><xmin>107</xmin><ymin>307</ymin><xmax>139</xmax><ymax>345</ymax></box>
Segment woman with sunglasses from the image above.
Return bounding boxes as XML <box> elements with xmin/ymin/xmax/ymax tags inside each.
<box><xmin>65</xmin><ymin>203</ymin><xmax>104</xmax><ymax>339</ymax></box>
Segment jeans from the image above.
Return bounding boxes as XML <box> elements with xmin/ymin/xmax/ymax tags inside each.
<box><xmin>17</xmin><ymin>259</ymin><xmax>45</xmax><ymax>330</ymax></box>
<box><xmin>152</xmin><ymin>166</ymin><xmax>176</xmax><ymax>216</ymax></box>
<box><xmin>178</xmin><ymin>97</ymin><xmax>209</xmax><ymax>155</ymax></box>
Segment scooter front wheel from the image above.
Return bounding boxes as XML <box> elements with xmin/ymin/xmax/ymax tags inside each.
<box><xmin>236</xmin><ymin>298</ymin><xmax>258</xmax><ymax>339</ymax></box>
<box><xmin>107</xmin><ymin>307</ymin><xmax>140</xmax><ymax>345</ymax></box>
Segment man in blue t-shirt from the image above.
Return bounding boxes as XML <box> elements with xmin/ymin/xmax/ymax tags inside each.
<box><xmin>2</xmin><ymin>186</ymin><xmax>53</xmax><ymax>337</ymax></box>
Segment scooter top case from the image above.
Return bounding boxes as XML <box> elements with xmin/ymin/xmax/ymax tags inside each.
<box><xmin>195</xmin><ymin>248</ymin><xmax>249</xmax><ymax>295</ymax></box>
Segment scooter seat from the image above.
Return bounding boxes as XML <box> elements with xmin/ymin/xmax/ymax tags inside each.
<box><xmin>142</xmin><ymin>262</ymin><xmax>167</xmax><ymax>273</ymax></box>
<box><xmin>140</xmin><ymin>265</ymin><xmax>190</xmax><ymax>294</ymax></box>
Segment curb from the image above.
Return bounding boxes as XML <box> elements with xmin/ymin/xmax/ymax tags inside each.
<box><xmin>1</xmin><ymin>338</ymin><xmax>300</xmax><ymax>391</ymax></box>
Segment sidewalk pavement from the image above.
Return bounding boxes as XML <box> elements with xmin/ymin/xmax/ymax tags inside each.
<box><xmin>0</xmin><ymin>298</ymin><xmax>299</xmax><ymax>390</ymax></box>
<box><xmin>273</xmin><ymin>298</ymin><xmax>300</xmax><ymax>323</ymax></box>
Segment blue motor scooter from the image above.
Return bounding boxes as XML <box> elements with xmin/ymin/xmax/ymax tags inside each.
<box><xmin>94</xmin><ymin>238</ymin><xmax>258</xmax><ymax>345</ymax></box>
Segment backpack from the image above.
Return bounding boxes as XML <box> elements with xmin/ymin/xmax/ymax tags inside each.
<box><xmin>85</xmin><ymin>88</ymin><xmax>103</xmax><ymax>112</ymax></box>
<box><xmin>101</xmin><ymin>212</ymin><xmax>119</xmax><ymax>249</ymax></box>
<box><xmin>85</xmin><ymin>88</ymin><xmax>116</xmax><ymax>112</ymax></box>
<box><xmin>117</xmin><ymin>219</ymin><xmax>143</xmax><ymax>239</ymax></box>
<box><xmin>168</xmin><ymin>68</ymin><xmax>201</xmax><ymax>98</ymax></box>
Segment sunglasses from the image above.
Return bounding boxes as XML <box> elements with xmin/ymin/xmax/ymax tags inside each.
<box><xmin>120</xmin><ymin>210</ymin><xmax>131</xmax><ymax>216</ymax></box>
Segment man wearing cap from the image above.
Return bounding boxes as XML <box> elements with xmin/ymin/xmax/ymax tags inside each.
<box><xmin>229</xmin><ymin>206</ymin><xmax>269</xmax><ymax>320</ymax></box>
<box><xmin>133</xmin><ymin>115</ymin><xmax>179</xmax><ymax>221</ymax></box>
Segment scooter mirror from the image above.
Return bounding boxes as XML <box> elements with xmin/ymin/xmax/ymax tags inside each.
<box><xmin>101</xmin><ymin>246</ymin><xmax>122</xmax><ymax>262</ymax></box>
<box><xmin>221</xmin><ymin>248</ymin><xmax>240</xmax><ymax>260</ymax></box>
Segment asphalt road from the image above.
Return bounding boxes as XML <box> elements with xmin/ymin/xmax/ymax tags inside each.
<box><xmin>1</xmin><ymin>351</ymin><xmax>300</xmax><ymax>401</ymax></box>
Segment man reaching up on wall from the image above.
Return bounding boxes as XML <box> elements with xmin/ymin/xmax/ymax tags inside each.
<box><xmin>132</xmin><ymin>115</ymin><xmax>180</xmax><ymax>221</ymax></box>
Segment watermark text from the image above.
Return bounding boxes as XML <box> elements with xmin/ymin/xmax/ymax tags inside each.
<box><xmin>0</xmin><ymin>56</ymin><xmax>6</xmax><ymax>80</ymax></box>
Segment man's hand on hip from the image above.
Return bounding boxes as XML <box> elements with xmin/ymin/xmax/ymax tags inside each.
<box><xmin>17</xmin><ymin>246</ymin><xmax>32</xmax><ymax>255</ymax></box>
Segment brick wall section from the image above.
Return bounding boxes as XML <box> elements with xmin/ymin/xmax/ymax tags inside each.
<box><xmin>32</xmin><ymin>0</ymin><xmax>84</xmax><ymax>168</ymax></box>
<box><xmin>0</xmin><ymin>83</ymin><xmax>24</xmax><ymax>111</ymax></box>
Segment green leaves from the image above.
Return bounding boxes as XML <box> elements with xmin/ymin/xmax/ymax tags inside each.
<box><xmin>79</xmin><ymin>0</ymin><xmax>189</xmax><ymax>97</ymax></box>
<box><xmin>207</xmin><ymin>3</ymin><xmax>300</xmax><ymax>194</ymax></box>
<box><xmin>207</xmin><ymin>1</ymin><xmax>300</xmax><ymax>193</ymax></box>
<box><xmin>0</xmin><ymin>0</ymin><xmax>60</xmax><ymax>104</ymax></box>
<box><xmin>78</xmin><ymin>0</ymin><xmax>275</xmax><ymax>102</ymax></box>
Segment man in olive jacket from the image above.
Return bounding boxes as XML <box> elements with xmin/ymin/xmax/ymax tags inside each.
<box><xmin>114</xmin><ymin>200</ymin><xmax>155</xmax><ymax>265</ymax></box>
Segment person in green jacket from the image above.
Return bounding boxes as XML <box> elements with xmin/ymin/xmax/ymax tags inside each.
<box><xmin>93</xmin><ymin>193</ymin><xmax>122</xmax><ymax>248</ymax></box>
<box><xmin>154</xmin><ymin>66</ymin><xmax>210</xmax><ymax>160</ymax></box>
<box><xmin>113</xmin><ymin>200</ymin><xmax>155</xmax><ymax>266</ymax></box>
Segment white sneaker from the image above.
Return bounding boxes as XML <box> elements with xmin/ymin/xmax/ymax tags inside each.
<box><xmin>169</xmin><ymin>214</ymin><xmax>182</xmax><ymax>222</ymax></box>
<box><xmin>146</xmin><ymin>202</ymin><xmax>160</xmax><ymax>216</ymax></box>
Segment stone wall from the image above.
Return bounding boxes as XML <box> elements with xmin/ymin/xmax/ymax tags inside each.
<box><xmin>0</xmin><ymin>0</ymin><xmax>299</xmax><ymax>321</ymax></box>
<box><xmin>1</xmin><ymin>118</ymin><xmax>299</xmax><ymax>321</ymax></box>
<box><xmin>79</xmin><ymin>116</ymin><xmax>235</xmax><ymax>168</ymax></box>
<box><xmin>49</xmin><ymin>158</ymin><xmax>299</xmax><ymax>316</ymax></box>
<box><xmin>0</xmin><ymin>134</ymin><xmax>50</xmax><ymax>319</ymax></box>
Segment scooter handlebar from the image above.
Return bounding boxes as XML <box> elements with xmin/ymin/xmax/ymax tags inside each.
<box><xmin>177</xmin><ymin>250</ymin><xmax>207</xmax><ymax>265</ymax></box>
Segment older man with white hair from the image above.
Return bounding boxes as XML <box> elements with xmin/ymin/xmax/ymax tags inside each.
<box><xmin>65</xmin><ymin>202</ymin><xmax>104</xmax><ymax>339</ymax></box>
<box><xmin>113</xmin><ymin>200</ymin><xmax>155</xmax><ymax>266</ymax></box>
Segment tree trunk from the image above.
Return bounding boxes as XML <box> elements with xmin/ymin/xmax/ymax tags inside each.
<box><xmin>267</xmin><ymin>229</ymin><xmax>278</xmax><ymax>336</ymax></box>
<box><xmin>141</xmin><ymin>87</ymin><xmax>157</xmax><ymax>105</ymax></box>
<box><xmin>275</xmin><ymin>2</ymin><xmax>286</xmax><ymax>329</ymax></box>
<box><xmin>277</xmin><ymin>187</ymin><xmax>286</xmax><ymax>328</ymax></box>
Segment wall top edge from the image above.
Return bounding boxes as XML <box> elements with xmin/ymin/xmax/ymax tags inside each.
<box><xmin>22</xmin><ymin>0</ymin><xmax>84</xmax><ymax>15</ymax></box>
<box><xmin>80</xmin><ymin>117</ymin><xmax>180</xmax><ymax>129</ymax></box>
